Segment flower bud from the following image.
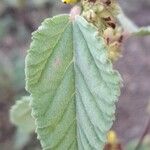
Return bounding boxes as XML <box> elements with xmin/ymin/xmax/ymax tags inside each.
<box><xmin>62</xmin><ymin>0</ymin><xmax>79</xmax><ymax>4</ymax></box>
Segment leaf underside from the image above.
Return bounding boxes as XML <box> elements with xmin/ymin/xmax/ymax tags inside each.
<box><xmin>25</xmin><ymin>15</ymin><xmax>121</xmax><ymax>150</ymax></box>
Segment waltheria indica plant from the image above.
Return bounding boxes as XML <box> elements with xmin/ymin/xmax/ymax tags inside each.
<box><xmin>10</xmin><ymin>0</ymin><xmax>150</xmax><ymax>150</ymax></box>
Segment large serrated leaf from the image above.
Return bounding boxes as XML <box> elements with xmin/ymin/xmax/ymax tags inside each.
<box><xmin>25</xmin><ymin>15</ymin><xmax>121</xmax><ymax>150</ymax></box>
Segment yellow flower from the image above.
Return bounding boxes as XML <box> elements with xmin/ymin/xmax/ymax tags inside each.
<box><xmin>105</xmin><ymin>130</ymin><xmax>122</xmax><ymax>150</ymax></box>
<box><xmin>62</xmin><ymin>0</ymin><xmax>79</xmax><ymax>4</ymax></box>
<box><xmin>107</xmin><ymin>130</ymin><xmax>118</xmax><ymax>144</ymax></box>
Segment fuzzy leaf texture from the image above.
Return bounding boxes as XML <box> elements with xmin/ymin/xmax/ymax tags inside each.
<box><xmin>10</xmin><ymin>96</ymin><xmax>35</xmax><ymax>132</ymax></box>
<box><xmin>25</xmin><ymin>15</ymin><xmax>121</xmax><ymax>150</ymax></box>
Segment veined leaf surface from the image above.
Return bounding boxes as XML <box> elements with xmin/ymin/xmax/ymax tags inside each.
<box><xmin>26</xmin><ymin>15</ymin><xmax>121</xmax><ymax>150</ymax></box>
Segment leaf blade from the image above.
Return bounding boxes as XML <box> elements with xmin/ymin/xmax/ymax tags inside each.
<box><xmin>25</xmin><ymin>15</ymin><xmax>121</xmax><ymax>150</ymax></box>
<box><xmin>74</xmin><ymin>16</ymin><xmax>121</xmax><ymax>149</ymax></box>
<box><xmin>26</xmin><ymin>15</ymin><xmax>78</xmax><ymax>150</ymax></box>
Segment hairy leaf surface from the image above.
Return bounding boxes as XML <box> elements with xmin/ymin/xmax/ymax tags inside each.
<box><xmin>73</xmin><ymin>16</ymin><xmax>121</xmax><ymax>150</ymax></box>
<box><xmin>26</xmin><ymin>15</ymin><xmax>121</xmax><ymax>150</ymax></box>
<box><xmin>26</xmin><ymin>15</ymin><xmax>77</xmax><ymax>150</ymax></box>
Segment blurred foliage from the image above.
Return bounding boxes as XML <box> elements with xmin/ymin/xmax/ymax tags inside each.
<box><xmin>0</xmin><ymin>16</ymin><xmax>13</xmax><ymax>38</ymax></box>
<box><xmin>0</xmin><ymin>0</ymin><xmax>56</xmax><ymax>8</ymax></box>
<box><xmin>13</xmin><ymin>129</ymin><xmax>31</xmax><ymax>150</ymax></box>
<box><xmin>126</xmin><ymin>135</ymin><xmax>150</xmax><ymax>150</ymax></box>
<box><xmin>10</xmin><ymin>50</ymin><xmax>26</xmax><ymax>93</ymax></box>
<box><xmin>10</xmin><ymin>96</ymin><xmax>35</xmax><ymax>133</ymax></box>
<box><xmin>0</xmin><ymin>51</ymin><xmax>13</xmax><ymax>102</ymax></box>
<box><xmin>0</xmin><ymin>50</ymin><xmax>26</xmax><ymax>99</ymax></box>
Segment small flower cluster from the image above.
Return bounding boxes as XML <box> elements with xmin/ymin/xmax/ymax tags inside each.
<box><xmin>62</xmin><ymin>0</ymin><xmax>124</xmax><ymax>61</ymax></box>
<box><xmin>103</xmin><ymin>27</ymin><xmax>123</xmax><ymax>61</ymax></box>
<box><xmin>81</xmin><ymin>0</ymin><xmax>119</xmax><ymax>31</ymax></box>
<box><xmin>81</xmin><ymin>0</ymin><xmax>124</xmax><ymax>62</ymax></box>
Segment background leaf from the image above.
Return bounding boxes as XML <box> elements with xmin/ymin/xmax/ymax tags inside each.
<box><xmin>10</xmin><ymin>96</ymin><xmax>35</xmax><ymax>133</ymax></box>
<box><xmin>26</xmin><ymin>15</ymin><xmax>121</xmax><ymax>150</ymax></box>
<box><xmin>126</xmin><ymin>135</ymin><xmax>150</xmax><ymax>150</ymax></box>
<box><xmin>13</xmin><ymin>128</ymin><xmax>31</xmax><ymax>150</ymax></box>
<box><xmin>117</xmin><ymin>9</ymin><xmax>138</xmax><ymax>33</ymax></box>
<box><xmin>1</xmin><ymin>0</ymin><xmax>56</xmax><ymax>7</ymax></box>
<box><xmin>117</xmin><ymin>9</ymin><xmax>150</xmax><ymax>37</ymax></box>
<box><xmin>133</xmin><ymin>26</ymin><xmax>150</xmax><ymax>36</ymax></box>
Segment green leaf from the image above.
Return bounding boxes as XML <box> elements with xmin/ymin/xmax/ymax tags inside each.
<box><xmin>10</xmin><ymin>96</ymin><xmax>35</xmax><ymax>133</ymax></box>
<box><xmin>117</xmin><ymin>9</ymin><xmax>138</xmax><ymax>33</ymax></box>
<box><xmin>26</xmin><ymin>15</ymin><xmax>76</xmax><ymax>149</ymax></box>
<box><xmin>133</xmin><ymin>26</ymin><xmax>150</xmax><ymax>36</ymax></box>
<box><xmin>73</xmin><ymin>16</ymin><xmax>121</xmax><ymax>150</ymax></box>
<box><xmin>26</xmin><ymin>15</ymin><xmax>121</xmax><ymax>150</ymax></box>
<box><xmin>117</xmin><ymin>9</ymin><xmax>150</xmax><ymax>37</ymax></box>
<box><xmin>118</xmin><ymin>10</ymin><xmax>150</xmax><ymax>36</ymax></box>
<box><xmin>14</xmin><ymin>128</ymin><xmax>31</xmax><ymax>150</ymax></box>
<box><xmin>126</xmin><ymin>135</ymin><xmax>150</xmax><ymax>150</ymax></box>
